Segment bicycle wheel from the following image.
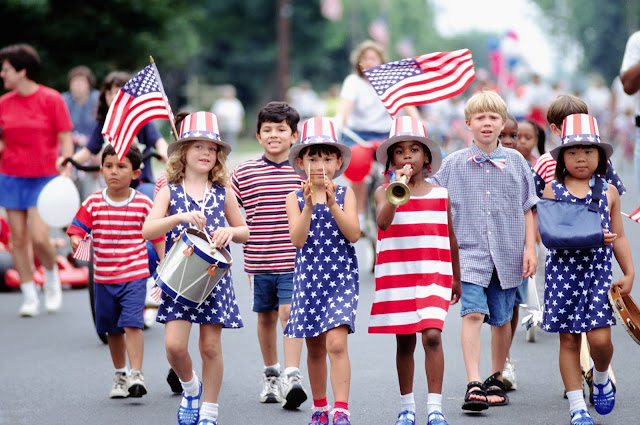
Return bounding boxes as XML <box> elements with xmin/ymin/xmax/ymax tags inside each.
<box><xmin>87</xmin><ymin>245</ymin><xmax>108</xmax><ymax>344</ymax></box>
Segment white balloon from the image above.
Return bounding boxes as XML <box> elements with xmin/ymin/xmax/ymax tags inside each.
<box><xmin>36</xmin><ymin>176</ymin><xmax>81</xmax><ymax>228</ymax></box>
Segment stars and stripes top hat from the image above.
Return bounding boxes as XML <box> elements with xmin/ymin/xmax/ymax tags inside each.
<box><xmin>167</xmin><ymin>111</ymin><xmax>231</xmax><ymax>157</ymax></box>
<box><xmin>550</xmin><ymin>113</ymin><xmax>613</xmax><ymax>161</ymax></box>
<box><xmin>376</xmin><ymin>116</ymin><xmax>442</xmax><ymax>177</ymax></box>
<box><xmin>288</xmin><ymin>117</ymin><xmax>351</xmax><ymax>178</ymax></box>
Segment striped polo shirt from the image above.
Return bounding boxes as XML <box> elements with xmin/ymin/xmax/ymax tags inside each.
<box><xmin>231</xmin><ymin>155</ymin><xmax>304</xmax><ymax>274</ymax></box>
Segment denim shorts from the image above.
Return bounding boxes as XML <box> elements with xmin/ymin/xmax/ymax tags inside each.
<box><xmin>514</xmin><ymin>277</ymin><xmax>528</xmax><ymax>306</ymax></box>
<box><xmin>94</xmin><ymin>278</ymin><xmax>146</xmax><ymax>334</ymax></box>
<box><xmin>460</xmin><ymin>269</ymin><xmax>517</xmax><ymax>326</ymax></box>
<box><xmin>0</xmin><ymin>173</ymin><xmax>56</xmax><ymax>210</ymax></box>
<box><xmin>252</xmin><ymin>273</ymin><xmax>294</xmax><ymax>313</ymax></box>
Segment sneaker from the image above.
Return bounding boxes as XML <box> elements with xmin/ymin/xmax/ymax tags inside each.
<box><xmin>197</xmin><ymin>420</ymin><xmax>216</xmax><ymax>425</ymax></box>
<box><xmin>395</xmin><ymin>410</ymin><xmax>415</xmax><ymax>425</ymax></box>
<box><xmin>570</xmin><ymin>409</ymin><xmax>595</xmax><ymax>425</ymax></box>
<box><xmin>309</xmin><ymin>411</ymin><xmax>329</xmax><ymax>425</ymax></box>
<box><xmin>332</xmin><ymin>411</ymin><xmax>351</xmax><ymax>425</ymax></box>
<box><xmin>127</xmin><ymin>369</ymin><xmax>148</xmax><ymax>398</ymax></box>
<box><xmin>19</xmin><ymin>297</ymin><xmax>40</xmax><ymax>317</ymax></box>
<box><xmin>259</xmin><ymin>366</ymin><xmax>282</xmax><ymax>403</ymax></box>
<box><xmin>167</xmin><ymin>368</ymin><xmax>183</xmax><ymax>394</ymax></box>
<box><xmin>502</xmin><ymin>358</ymin><xmax>517</xmax><ymax>391</ymax></box>
<box><xmin>178</xmin><ymin>382</ymin><xmax>202</xmax><ymax>425</ymax></box>
<box><xmin>44</xmin><ymin>281</ymin><xmax>62</xmax><ymax>313</ymax></box>
<box><xmin>143</xmin><ymin>307</ymin><xmax>157</xmax><ymax>329</ymax></box>
<box><xmin>427</xmin><ymin>411</ymin><xmax>449</xmax><ymax>425</ymax></box>
<box><xmin>278</xmin><ymin>369</ymin><xmax>308</xmax><ymax>409</ymax></box>
<box><xmin>109</xmin><ymin>372</ymin><xmax>129</xmax><ymax>398</ymax></box>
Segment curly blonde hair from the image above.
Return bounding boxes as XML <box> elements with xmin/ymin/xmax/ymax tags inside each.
<box><xmin>351</xmin><ymin>40</ymin><xmax>387</xmax><ymax>78</ymax></box>
<box><xmin>165</xmin><ymin>141</ymin><xmax>229</xmax><ymax>187</ymax></box>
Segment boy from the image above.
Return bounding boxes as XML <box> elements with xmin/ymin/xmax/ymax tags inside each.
<box><xmin>430</xmin><ymin>90</ymin><xmax>538</xmax><ymax>411</ymax></box>
<box><xmin>67</xmin><ymin>144</ymin><xmax>161</xmax><ymax>399</ymax></box>
<box><xmin>230</xmin><ymin>101</ymin><xmax>308</xmax><ymax>409</ymax></box>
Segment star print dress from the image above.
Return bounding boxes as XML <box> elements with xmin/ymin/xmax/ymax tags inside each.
<box><xmin>541</xmin><ymin>178</ymin><xmax>615</xmax><ymax>333</ymax></box>
<box><xmin>284</xmin><ymin>185</ymin><xmax>359</xmax><ymax>338</ymax></box>
<box><xmin>155</xmin><ymin>183</ymin><xmax>243</xmax><ymax>329</ymax></box>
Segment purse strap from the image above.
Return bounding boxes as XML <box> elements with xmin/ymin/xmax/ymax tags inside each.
<box><xmin>588</xmin><ymin>177</ymin><xmax>603</xmax><ymax>212</ymax></box>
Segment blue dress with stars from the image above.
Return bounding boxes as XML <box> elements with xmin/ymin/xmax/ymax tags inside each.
<box><xmin>284</xmin><ymin>185</ymin><xmax>359</xmax><ymax>338</ymax></box>
<box><xmin>156</xmin><ymin>183</ymin><xmax>243</xmax><ymax>329</ymax></box>
<box><xmin>542</xmin><ymin>178</ymin><xmax>615</xmax><ymax>333</ymax></box>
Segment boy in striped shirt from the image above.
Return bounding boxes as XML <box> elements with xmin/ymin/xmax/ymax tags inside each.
<box><xmin>67</xmin><ymin>144</ymin><xmax>161</xmax><ymax>399</ymax></box>
<box><xmin>231</xmin><ymin>102</ymin><xmax>308</xmax><ymax>409</ymax></box>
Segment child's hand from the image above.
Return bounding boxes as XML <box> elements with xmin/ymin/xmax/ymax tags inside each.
<box><xmin>394</xmin><ymin>163</ymin><xmax>413</xmax><ymax>182</ymax></box>
<box><xmin>324</xmin><ymin>176</ymin><xmax>337</xmax><ymax>207</ymax></box>
<box><xmin>183</xmin><ymin>211</ymin><xmax>207</xmax><ymax>231</ymax></box>
<box><xmin>522</xmin><ymin>247</ymin><xmax>537</xmax><ymax>278</ymax></box>
<box><xmin>69</xmin><ymin>235</ymin><xmax>82</xmax><ymax>251</ymax></box>
<box><xmin>210</xmin><ymin>226</ymin><xmax>234</xmax><ymax>248</ymax></box>
<box><xmin>450</xmin><ymin>278</ymin><xmax>461</xmax><ymax>305</ymax></box>
<box><xmin>612</xmin><ymin>274</ymin><xmax>633</xmax><ymax>296</ymax></box>
<box><xmin>603</xmin><ymin>228</ymin><xmax>617</xmax><ymax>245</ymax></box>
<box><xmin>301</xmin><ymin>182</ymin><xmax>313</xmax><ymax>207</ymax></box>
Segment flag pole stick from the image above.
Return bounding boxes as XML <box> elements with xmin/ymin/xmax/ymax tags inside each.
<box><xmin>622</xmin><ymin>212</ymin><xmax>630</xmax><ymax>218</ymax></box>
<box><xmin>150</xmin><ymin>56</ymin><xmax>179</xmax><ymax>141</ymax></box>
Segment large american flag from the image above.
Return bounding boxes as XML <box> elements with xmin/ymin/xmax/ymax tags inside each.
<box><xmin>102</xmin><ymin>63</ymin><xmax>174</xmax><ymax>160</ymax></box>
<box><xmin>364</xmin><ymin>49</ymin><xmax>475</xmax><ymax>116</ymax></box>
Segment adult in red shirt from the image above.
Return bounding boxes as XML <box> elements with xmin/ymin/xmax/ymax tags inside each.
<box><xmin>0</xmin><ymin>43</ymin><xmax>73</xmax><ymax>317</ymax></box>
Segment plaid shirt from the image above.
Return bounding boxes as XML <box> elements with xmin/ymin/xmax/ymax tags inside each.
<box><xmin>430</xmin><ymin>143</ymin><xmax>538</xmax><ymax>289</ymax></box>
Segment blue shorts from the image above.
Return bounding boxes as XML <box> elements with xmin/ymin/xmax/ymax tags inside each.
<box><xmin>252</xmin><ymin>273</ymin><xmax>294</xmax><ymax>313</ymax></box>
<box><xmin>460</xmin><ymin>269</ymin><xmax>517</xmax><ymax>327</ymax></box>
<box><xmin>514</xmin><ymin>277</ymin><xmax>528</xmax><ymax>306</ymax></box>
<box><xmin>0</xmin><ymin>174</ymin><xmax>56</xmax><ymax>210</ymax></box>
<box><xmin>94</xmin><ymin>278</ymin><xmax>146</xmax><ymax>334</ymax></box>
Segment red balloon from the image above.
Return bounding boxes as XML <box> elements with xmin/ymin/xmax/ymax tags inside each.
<box><xmin>343</xmin><ymin>144</ymin><xmax>372</xmax><ymax>183</ymax></box>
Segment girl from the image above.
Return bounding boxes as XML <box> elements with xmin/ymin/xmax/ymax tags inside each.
<box><xmin>541</xmin><ymin>114</ymin><xmax>633</xmax><ymax>425</ymax></box>
<box><xmin>517</xmin><ymin>119</ymin><xmax>545</xmax><ymax>165</ymax></box>
<box><xmin>142</xmin><ymin>111</ymin><xmax>249</xmax><ymax>425</ymax></box>
<box><xmin>369</xmin><ymin>117</ymin><xmax>461</xmax><ymax>425</ymax></box>
<box><xmin>498</xmin><ymin>112</ymin><xmax>518</xmax><ymax>149</ymax></box>
<box><xmin>285</xmin><ymin>117</ymin><xmax>360</xmax><ymax>425</ymax></box>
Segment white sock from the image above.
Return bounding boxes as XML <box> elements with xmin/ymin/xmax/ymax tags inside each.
<box><xmin>427</xmin><ymin>393</ymin><xmax>443</xmax><ymax>415</ymax></box>
<box><xmin>567</xmin><ymin>389</ymin><xmax>587</xmax><ymax>414</ymax></box>
<box><xmin>400</xmin><ymin>392</ymin><xmax>415</xmax><ymax>413</ymax></box>
<box><xmin>283</xmin><ymin>366</ymin><xmax>299</xmax><ymax>376</ymax></box>
<box><xmin>264</xmin><ymin>363</ymin><xmax>281</xmax><ymax>373</ymax></box>
<box><xmin>20</xmin><ymin>281</ymin><xmax>38</xmax><ymax>300</ymax></box>
<box><xmin>592</xmin><ymin>367</ymin><xmax>613</xmax><ymax>394</ymax></box>
<box><xmin>115</xmin><ymin>367</ymin><xmax>128</xmax><ymax>374</ymax></box>
<box><xmin>199</xmin><ymin>402</ymin><xmax>218</xmax><ymax>421</ymax></box>
<box><xmin>180</xmin><ymin>371</ymin><xmax>200</xmax><ymax>397</ymax></box>
<box><xmin>44</xmin><ymin>264</ymin><xmax>60</xmax><ymax>288</ymax></box>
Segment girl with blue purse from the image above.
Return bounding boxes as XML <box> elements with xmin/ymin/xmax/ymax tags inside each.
<box><xmin>538</xmin><ymin>113</ymin><xmax>634</xmax><ymax>425</ymax></box>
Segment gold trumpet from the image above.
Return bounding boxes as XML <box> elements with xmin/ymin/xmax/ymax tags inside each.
<box><xmin>385</xmin><ymin>164</ymin><xmax>412</xmax><ymax>206</ymax></box>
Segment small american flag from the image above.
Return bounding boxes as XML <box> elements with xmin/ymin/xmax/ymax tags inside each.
<box><xmin>72</xmin><ymin>235</ymin><xmax>91</xmax><ymax>262</ymax></box>
<box><xmin>628</xmin><ymin>205</ymin><xmax>640</xmax><ymax>223</ymax></box>
<box><xmin>102</xmin><ymin>63</ymin><xmax>174</xmax><ymax>161</ymax></box>
<box><xmin>150</xmin><ymin>285</ymin><xmax>163</xmax><ymax>304</ymax></box>
<box><xmin>364</xmin><ymin>49</ymin><xmax>475</xmax><ymax>116</ymax></box>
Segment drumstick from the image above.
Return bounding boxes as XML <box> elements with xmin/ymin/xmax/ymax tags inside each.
<box><xmin>308</xmin><ymin>163</ymin><xmax>313</xmax><ymax>194</ymax></box>
<box><xmin>322</xmin><ymin>165</ymin><xmax>336</xmax><ymax>191</ymax></box>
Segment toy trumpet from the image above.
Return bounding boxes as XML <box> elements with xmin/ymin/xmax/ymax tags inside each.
<box><xmin>386</xmin><ymin>163</ymin><xmax>412</xmax><ymax>206</ymax></box>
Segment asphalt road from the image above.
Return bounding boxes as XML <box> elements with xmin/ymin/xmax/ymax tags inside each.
<box><xmin>1</xmin><ymin>166</ymin><xmax>640</xmax><ymax>425</ymax></box>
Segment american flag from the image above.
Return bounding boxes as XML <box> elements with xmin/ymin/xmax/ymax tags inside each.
<box><xmin>150</xmin><ymin>285</ymin><xmax>163</xmax><ymax>304</ymax></box>
<box><xmin>102</xmin><ymin>63</ymin><xmax>174</xmax><ymax>161</ymax></box>
<box><xmin>364</xmin><ymin>49</ymin><xmax>475</xmax><ymax>116</ymax></box>
<box><xmin>72</xmin><ymin>235</ymin><xmax>91</xmax><ymax>262</ymax></box>
<box><xmin>628</xmin><ymin>205</ymin><xmax>640</xmax><ymax>223</ymax></box>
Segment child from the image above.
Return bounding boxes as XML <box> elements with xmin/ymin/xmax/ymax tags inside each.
<box><xmin>67</xmin><ymin>144</ymin><xmax>158</xmax><ymax>399</ymax></box>
<box><xmin>541</xmin><ymin>113</ymin><xmax>634</xmax><ymax>425</ymax></box>
<box><xmin>498</xmin><ymin>112</ymin><xmax>518</xmax><ymax>149</ymax></box>
<box><xmin>285</xmin><ymin>117</ymin><xmax>360</xmax><ymax>425</ymax></box>
<box><xmin>142</xmin><ymin>111</ymin><xmax>249</xmax><ymax>425</ymax></box>
<box><xmin>516</xmin><ymin>119</ymin><xmax>544</xmax><ymax>165</ymax></box>
<box><xmin>369</xmin><ymin>117</ymin><xmax>461</xmax><ymax>425</ymax></box>
<box><xmin>230</xmin><ymin>101</ymin><xmax>308</xmax><ymax>408</ymax></box>
<box><xmin>430</xmin><ymin>90</ymin><xmax>538</xmax><ymax>411</ymax></box>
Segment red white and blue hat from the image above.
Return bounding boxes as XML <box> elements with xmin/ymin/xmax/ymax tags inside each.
<box><xmin>167</xmin><ymin>111</ymin><xmax>231</xmax><ymax>157</ymax></box>
<box><xmin>376</xmin><ymin>116</ymin><xmax>442</xmax><ymax>177</ymax></box>
<box><xmin>550</xmin><ymin>113</ymin><xmax>613</xmax><ymax>161</ymax></box>
<box><xmin>288</xmin><ymin>117</ymin><xmax>351</xmax><ymax>178</ymax></box>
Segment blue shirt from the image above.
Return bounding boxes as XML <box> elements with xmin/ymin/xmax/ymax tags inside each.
<box><xmin>430</xmin><ymin>143</ymin><xmax>538</xmax><ymax>289</ymax></box>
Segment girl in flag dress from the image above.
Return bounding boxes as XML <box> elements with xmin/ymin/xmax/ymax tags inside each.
<box><xmin>284</xmin><ymin>117</ymin><xmax>360</xmax><ymax>425</ymax></box>
<box><xmin>142</xmin><ymin>111</ymin><xmax>249</xmax><ymax>425</ymax></box>
<box><xmin>369</xmin><ymin>117</ymin><xmax>460</xmax><ymax>425</ymax></box>
<box><xmin>540</xmin><ymin>114</ymin><xmax>633</xmax><ymax>425</ymax></box>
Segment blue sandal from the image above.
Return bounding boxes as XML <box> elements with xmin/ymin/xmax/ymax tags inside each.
<box><xmin>395</xmin><ymin>410</ymin><xmax>415</xmax><ymax>425</ymax></box>
<box><xmin>570</xmin><ymin>409</ymin><xmax>595</xmax><ymax>425</ymax></box>
<box><xmin>592</xmin><ymin>377</ymin><xmax>615</xmax><ymax>415</ymax></box>
<box><xmin>427</xmin><ymin>410</ymin><xmax>449</xmax><ymax>425</ymax></box>
<box><xmin>178</xmin><ymin>382</ymin><xmax>202</xmax><ymax>425</ymax></box>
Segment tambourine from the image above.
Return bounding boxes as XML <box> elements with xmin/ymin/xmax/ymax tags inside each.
<box><xmin>608</xmin><ymin>285</ymin><xmax>640</xmax><ymax>345</ymax></box>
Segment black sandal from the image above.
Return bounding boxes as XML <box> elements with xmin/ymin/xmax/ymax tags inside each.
<box><xmin>462</xmin><ymin>381</ymin><xmax>489</xmax><ymax>411</ymax></box>
<box><xmin>484</xmin><ymin>372</ymin><xmax>509</xmax><ymax>406</ymax></box>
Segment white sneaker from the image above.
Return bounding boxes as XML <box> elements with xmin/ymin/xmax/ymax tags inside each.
<box><xmin>278</xmin><ymin>369</ymin><xmax>308</xmax><ymax>410</ymax></box>
<box><xmin>127</xmin><ymin>369</ymin><xmax>147</xmax><ymax>398</ymax></box>
<box><xmin>19</xmin><ymin>297</ymin><xmax>40</xmax><ymax>317</ymax></box>
<box><xmin>44</xmin><ymin>282</ymin><xmax>62</xmax><ymax>313</ymax></box>
<box><xmin>502</xmin><ymin>358</ymin><xmax>517</xmax><ymax>391</ymax></box>
<box><xmin>110</xmin><ymin>372</ymin><xmax>129</xmax><ymax>398</ymax></box>
<box><xmin>259</xmin><ymin>367</ymin><xmax>282</xmax><ymax>403</ymax></box>
<box><xmin>143</xmin><ymin>307</ymin><xmax>157</xmax><ymax>329</ymax></box>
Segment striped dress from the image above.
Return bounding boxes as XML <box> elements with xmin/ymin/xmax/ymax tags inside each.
<box><xmin>369</xmin><ymin>186</ymin><xmax>453</xmax><ymax>334</ymax></box>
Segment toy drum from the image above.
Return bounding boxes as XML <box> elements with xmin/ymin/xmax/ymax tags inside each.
<box><xmin>154</xmin><ymin>228</ymin><xmax>232</xmax><ymax>308</ymax></box>
<box><xmin>608</xmin><ymin>284</ymin><xmax>640</xmax><ymax>345</ymax></box>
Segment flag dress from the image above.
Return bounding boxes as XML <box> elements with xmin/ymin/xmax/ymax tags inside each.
<box><xmin>541</xmin><ymin>178</ymin><xmax>615</xmax><ymax>333</ymax></box>
<box><xmin>284</xmin><ymin>185</ymin><xmax>359</xmax><ymax>338</ymax></box>
<box><xmin>369</xmin><ymin>186</ymin><xmax>453</xmax><ymax>334</ymax></box>
<box><xmin>155</xmin><ymin>183</ymin><xmax>243</xmax><ymax>329</ymax></box>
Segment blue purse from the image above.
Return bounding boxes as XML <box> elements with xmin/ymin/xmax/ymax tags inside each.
<box><xmin>536</xmin><ymin>178</ymin><xmax>605</xmax><ymax>250</ymax></box>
